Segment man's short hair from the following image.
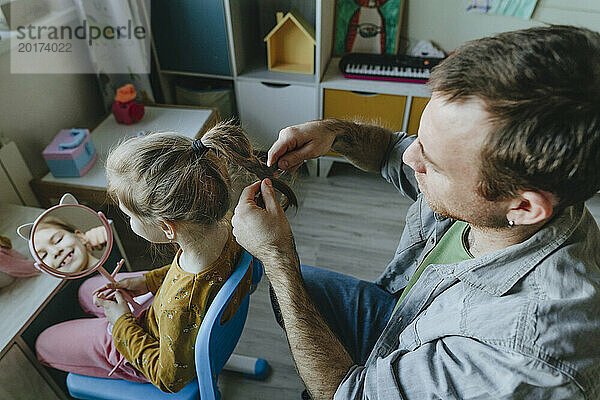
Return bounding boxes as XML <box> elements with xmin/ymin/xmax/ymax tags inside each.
<box><xmin>429</xmin><ymin>25</ymin><xmax>600</xmax><ymax>209</ymax></box>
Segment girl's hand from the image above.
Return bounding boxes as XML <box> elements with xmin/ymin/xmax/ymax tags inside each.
<box><xmin>95</xmin><ymin>276</ymin><xmax>149</xmax><ymax>297</ymax></box>
<box><xmin>85</xmin><ymin>226</ymin><xmax>108</xmax><ymax>250</ymax></box>
<box><xmin>93</xmin><ymin>291</ymin><xmax>130</xmax><ymax>325</ymax></box>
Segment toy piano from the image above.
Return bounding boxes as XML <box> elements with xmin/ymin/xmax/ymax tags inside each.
<box><xmin>339</xmin><ymin>53</ymin><xmax>444</xmax><ymax>84</ymax></box>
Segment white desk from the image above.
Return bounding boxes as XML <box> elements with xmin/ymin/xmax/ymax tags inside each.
<box><xmin>34</xmin><ymin>105</ymin><xmax>217</xmax><ymax>203</ymax></box>
<box><xmin>0</xmin><ymin>203</ymin><xmax>67</xmax><ymax>399</ymax></box>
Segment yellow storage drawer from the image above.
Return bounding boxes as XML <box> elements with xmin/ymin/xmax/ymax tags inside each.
<box><xmin>323</xmin><ymin>89</ymin><xmax>407</xmax><ymax>130</ymax></box>
<box><xmin>323</xmin><ymin>89</ymin><xmax>407</xmax><ymax>157</ymax></box>
<box><xmin>406</xmin><ymin>96</ymin><xmax>430</xmax><ymax>135</ymax></box>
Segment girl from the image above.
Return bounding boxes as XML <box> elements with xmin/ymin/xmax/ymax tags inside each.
<box><xmin>33</xmin><ymin>217</ymin><xmax>107</xmax><ymax>273</ymax></box>
<box><xmin>35</xmin><ymin>123</ymin><xmax>296</xmax><ymax>393</ymax></box>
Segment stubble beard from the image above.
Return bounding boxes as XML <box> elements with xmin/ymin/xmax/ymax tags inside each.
<box><xmin>421</xmin><ymin>188</ymin><xmax>508</xmax><ymax>230</ymax></box>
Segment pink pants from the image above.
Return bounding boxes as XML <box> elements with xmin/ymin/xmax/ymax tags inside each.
<box><xmin>36</xmin><ymin>272</ymin><xmax>154</xmax><ymax>382</ymax></box>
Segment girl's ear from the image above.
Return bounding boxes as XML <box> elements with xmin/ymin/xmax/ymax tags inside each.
<box><xmin>159</xmin><ymin>219</ymin><xmax>176</xmax><ymax>240</ymax></box>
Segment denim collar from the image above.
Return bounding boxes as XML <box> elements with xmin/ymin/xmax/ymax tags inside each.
<box><xmin>431</xmin><ymin>203</ymin><xmax>585</xmax><ymax>296</ymax></box>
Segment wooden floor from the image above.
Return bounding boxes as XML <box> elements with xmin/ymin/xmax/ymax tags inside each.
<box><xmin>218</xmin><ymin>162</ymin><xmax>600</xmax><ymax>399</ymax></box>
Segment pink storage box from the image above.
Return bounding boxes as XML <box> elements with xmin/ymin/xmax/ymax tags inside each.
<box><xmin>43</xmin><ymin>129</ymin><xmax>97</xmax><ymax>177</ymax></box>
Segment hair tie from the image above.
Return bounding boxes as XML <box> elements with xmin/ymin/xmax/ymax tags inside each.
<box><xmin>192</xmin><ymin>139</ymin><xmax>209</xmax><ymax>157</ymax></box>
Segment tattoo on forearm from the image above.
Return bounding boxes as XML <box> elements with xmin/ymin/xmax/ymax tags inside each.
<box><xmin>323</xmin><ymin>118</ymin><xmax>393</xmax><ymax>173</ymax></box>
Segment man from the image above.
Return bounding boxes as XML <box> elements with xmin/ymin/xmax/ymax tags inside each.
<box><xmin>232</xmin><ymin>25</ymin><xmax>600</xmax><ymax>399</ymax></box>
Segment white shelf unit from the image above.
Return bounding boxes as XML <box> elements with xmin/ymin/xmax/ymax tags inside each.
<box><xmin>227</xmin><ymin>0</ymin><xmax>335</xmax><ymax>150</ymax></box>
<box><xmin>317</xmin><ymin>56</ymin><xmax>431</xmax><ymax>176</ymax></box>
<box><xmin>320</xmin><ymin>58</ymin><xmax>431</xmax><ymax>104</ymax></box>
<box><xmin>149</xmin><ymin>0</ymin><xmax>431</xmax><ymax>177</ymax></box>
<box><xmin>149</xmin><ymin>0</ymin><xmax>335</xmax><ymax>154</ymax></box>
<box><xmin>227</xmin><ymin>0</ymin><xmax>334</xmax><ymax>84</ymax></box>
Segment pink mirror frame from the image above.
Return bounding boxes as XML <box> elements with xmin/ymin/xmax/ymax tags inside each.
<box><xmin>28</xmin><ymin>204</ymin><xmax>114</xmax><ymax>279</ymax></box>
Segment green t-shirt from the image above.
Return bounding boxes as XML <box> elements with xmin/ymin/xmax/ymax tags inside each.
<box><xmin>391</xmin><ymin>221</ymin><xmax>473</xmax><ymax>316</ymax></box>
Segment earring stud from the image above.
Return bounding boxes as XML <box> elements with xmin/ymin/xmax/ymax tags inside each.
<box><xmin>508</xmin><ymin>220</ymin><xmax>515</xmax><ymax>227</ymax></box>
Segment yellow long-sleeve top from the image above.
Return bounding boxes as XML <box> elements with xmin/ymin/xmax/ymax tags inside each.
<box><xmin>112</xmin><ymin>231</ymin><xmax>251</xmax><ymax>393</ymax></box>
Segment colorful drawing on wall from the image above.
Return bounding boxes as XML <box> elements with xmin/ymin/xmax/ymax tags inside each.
<box><xmin>466</xmin><ymin>0</ymin><xmax>538</xmax><ymax>20</ymax></box>
<box><xmin>334</xmin><ymin>0</ymin><xmax>404</xmax><ymax>56</ymax></box>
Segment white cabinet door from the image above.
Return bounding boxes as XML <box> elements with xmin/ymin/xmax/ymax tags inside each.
<box><xmin>0</xmin><ymin>163</ymin><xmax>22</xmax><ymax>205</ymax></box>
<box><xmin>0</xmin><ymin>142</ymin><xmax>39</xmax><ymax>206</ymax></box>
<box><xmin>236</xmin><ymin>81</ymin><xmax>317</xmax><ymax>150</ymax></box>
<box><xmin>0</xmin><ymin>343</ymin><xmax>62</xmax><ymax>400</ymax></box>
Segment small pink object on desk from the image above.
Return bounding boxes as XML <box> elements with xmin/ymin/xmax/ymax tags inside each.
<box><xmin>0</xmin><ymin>234</ymin><xmax>38</xmax><ymax>289</ymax></box>
<box><xmin>0</xmin><ymin>247</ymin><xmax>40</xmax><ymax>278</ymax></box>
<box><xmin>43</xmin><ymin>128</ymin><xmax>97</xmax><ymax>178</ymax></box>
<box><xmin>111</xmin><ymin>84</ymin><xmax>145</xmax><ymax>125</ymax></box>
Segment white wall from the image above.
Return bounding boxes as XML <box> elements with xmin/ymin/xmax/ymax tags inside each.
<box><xmin>400</xmin><ymin>0</ymin><xmax>600</xmax><ymax>53</ymax></box>
<box><xmin>0</xmin><ymin>52</ymin><xmax>104</xmax><ymax>178</ymax></box>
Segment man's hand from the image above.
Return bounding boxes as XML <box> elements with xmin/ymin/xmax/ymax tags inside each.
<box><xmin>232</xmin><ymin>179</ymin><xmax>297</xmax><ymax>272</ymax></box>
<box><xmin>234</xmin><ymin>180</ymin><xmax>354</xmax><ymax>399</ymax></box>
<box><xmin>268</xmin><ymin>121</ymin><xmax>338</xmax><ymax>173</ymax></box>
<box><xmin>93</xmin><ymin>291</ymin><xmax>131</xmax><ymax>325</ymax></box>
<box><xmin>269</xmin><ymin>119</ymin><xmax>393</xmax><ymax>174</ymax></box>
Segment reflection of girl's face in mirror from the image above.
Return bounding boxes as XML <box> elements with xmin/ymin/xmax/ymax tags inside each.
<box><xmin>33</xmin><ymin>223</ymin><xmax>92</xmax><ymax>273</ymax></box>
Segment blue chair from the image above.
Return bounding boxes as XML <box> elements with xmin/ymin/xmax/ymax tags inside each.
<box><xmin>66</xmin><ymin>250</ymin><xmax>269</xmax><ymax>400</ymax></box>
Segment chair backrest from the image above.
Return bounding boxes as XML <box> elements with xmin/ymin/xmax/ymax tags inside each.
<box><xmin>194</xmin><ymin>250</ymin><xmax>260</xmax><ymax>400</ymax></box>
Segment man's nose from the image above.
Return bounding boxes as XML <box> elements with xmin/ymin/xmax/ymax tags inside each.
<box><xmin>403</xmin><ymin>140</ymin><xmax>425</xmax><ymax>174</ymax></box>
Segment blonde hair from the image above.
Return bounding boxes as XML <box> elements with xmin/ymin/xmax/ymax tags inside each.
<box><xmin>106</xmin><ymin>122</ymin><xmax>297</xmax><ymax>228</ymax></box>
<box><xmin>38</xmin><ymin>216</ymin><xmax>77</xmax><ymax>234</ymax></box>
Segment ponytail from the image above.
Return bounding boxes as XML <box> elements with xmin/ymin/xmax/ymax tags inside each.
<box><xmin>106</xmin><ymin>123</ymin><xmax>297</xmax><ymax>233</ymax></box>
<box><xmin>200</xmin><ymin>122</ymin><xmax>298</xmax><ymax>210</ymax></box>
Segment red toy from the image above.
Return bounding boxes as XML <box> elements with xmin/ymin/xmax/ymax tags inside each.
<box><xmin>111</xmin><ymin>84</ymin><xmax>145</xmax><ymax>125</ymax></box>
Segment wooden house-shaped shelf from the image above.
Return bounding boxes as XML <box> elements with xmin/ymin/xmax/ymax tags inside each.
<box><xmin>264</xmin><ymin>10</ymin><xmax>316</xmax><ymax>74</ymax></box>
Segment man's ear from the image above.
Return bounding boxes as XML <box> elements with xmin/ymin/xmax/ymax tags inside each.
<box><xmin>506</xmin><ymin>190</ymin><xmax>555</xmax><ymax>226</ymax></box>
<box><xmin>159</xmin><ymin>219</ymin><xmax>176</xmax><ymax>240</ymax></box>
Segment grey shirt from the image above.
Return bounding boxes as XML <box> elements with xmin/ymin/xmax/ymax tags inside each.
<box><xmin>335</xmin><ymin>132</ymin><xmax>600</xmax><ymax>399</ymax></box>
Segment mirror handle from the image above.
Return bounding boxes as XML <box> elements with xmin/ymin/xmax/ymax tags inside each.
<box><xmin>96</xmin><ymin>263</ymin><xmax>142</xmax><ymax>311</ymax></box>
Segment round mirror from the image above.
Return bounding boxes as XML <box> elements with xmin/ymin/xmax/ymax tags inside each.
<box><xmin>28</xmin><ymin>204</ymin><xmax>113</xmax><ymax>279</ymax></box>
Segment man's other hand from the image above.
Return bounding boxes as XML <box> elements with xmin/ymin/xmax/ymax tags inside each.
<box><xmin>232</xmin><ymin>179</ymin><xmax>297</xmax><ymax>272</ymax></box>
